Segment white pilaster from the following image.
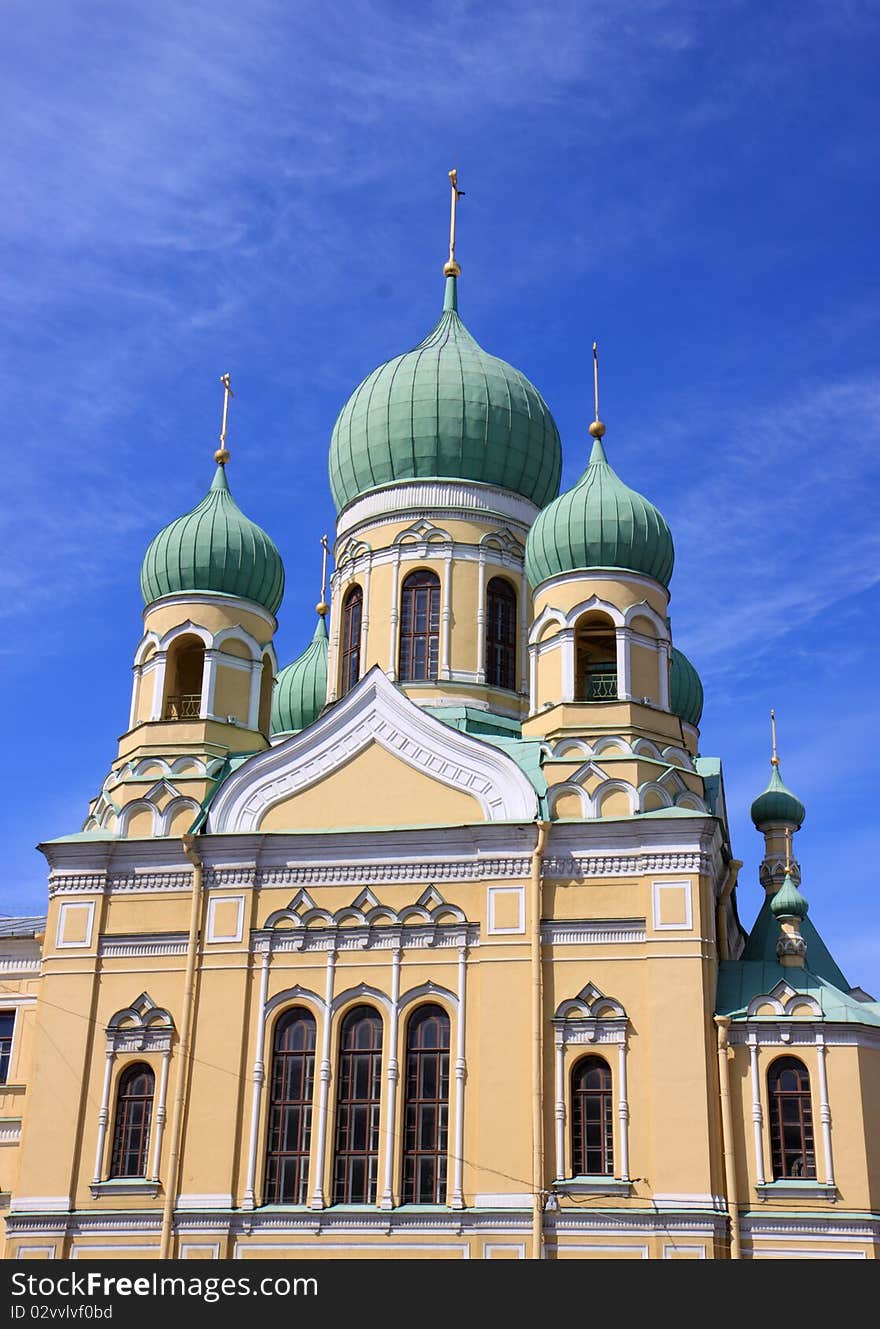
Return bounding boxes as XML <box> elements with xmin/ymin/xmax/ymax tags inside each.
<box><xmin>242</xmin><ymin>949</ymin><xmax>271</xmax><ymax>1210</ymax></box>
<box><xmin>92</xmin><ymin>1051</ymin><xmax>115</xmax><ymax>1184</ymax></box>
<box><xmin>310</xmin><ymin>949</ymin><xmax>337</xmax><ymax>1208</ymax></box>
<box><xmin>528</xmin><ymin>643</ymin><xmax>538</xmax><ymax>713</ymax></box>
<box><xmin>519</xmin><ymin>567</ymin><xmax>529</xmax><ymax>696</ymax></box>
<box><xmin>150</xmin><ymin>1049</ymin><xmax>171</xmax><ymax>1182</ymax></box>
<box><xmin>388</xmin><ymin>548</ymin><xmax>402</xmax><ymax>679</ymax></box>
<box><xmin>200</xmin><ymin>649</ymin><xmax>219</xmax><ymax>719</ymax></box>
<box><xmin>327</xmin><ymin>570</ymin><xmax>341</xmax><ymax>703</ymax></box>
<box><xmin>815</xmin><ymin>1035</ymin><xmax>835</xmax><ymax>1187</ymax></box>
<box><xmin>617</xmin><ymin>1039</ymin><xmax>630</xmax><ymax>1181</ymax></box>
<box><xmin>747</xmin><ymin>1034</ymin><xmax>765</xmax><ymax>1185</ymax></box>
<box><xmin>359</xmin><ymin>558</ymin><xmax>372</xmax><ymax>690</ymax></box>
<box><xmin>450</xmin><ymin>945</ymin><xmax>468</xmax><ymax>1209</ymax></box>
<box><xmin>476</xmin><ymin>551</ymin><xmax>487</xmax><ymax>683</ymax></box>
<box><xmin>658</xmin><ymin>640</ymin><xmax>671</xmax><ymax>710</ymax></box>
<box><xmin>616</xmin><ymin>628</ymin><xmax>632</xmax><ymax>701</ymax></box>
<box><xmin>561</xmin><ymin>631</ymin><xmax>575</xmax><ymax>702</ymax></box>
<box><xmin>247</xmin><ymin>659</ymin><xmax>263</xmax><ymax>731</ymax></box>
<box><xmin>380</xmin><ymin>946</ymin><xmax>402</xmax><ymax>1209</ymax></box>
<box><xmin>129</xmin><ymin>666</ymin><xmax>142</xmax><ymax>730</ymax></box>
<box><xmin>554</xmin><ymin>1032</ymin><xmax>565</xmax><ymax>1181</ymax></box>
<box><xmin>150</xmin><ymin>653</ymin><xmax>167</xmax><ymax>720</ymax></box>
<box><xmin>440</xmin><ymin>550</ymin><xmax>453</xmax><ymax>679</ymax></box>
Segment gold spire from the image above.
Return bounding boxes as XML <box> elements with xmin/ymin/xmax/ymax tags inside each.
<box><xmin>443</xmin><ymin>169</ymin><xmax>465</xmax><ymax>277</ymax></box>
<box><xmin>770</xmin><ymin>708</ymin><xmax>779</xmax><ymax>766</ymax></box>
<box><xmin>215</xmin><ymin>373</ymin><xmax>234</xmax><ymax>465</ymax></box>
<box><xmin>316</xmin><ymin>534</ymin><xmax>330</xmax><ymax>617</ymax></box>
<box><xmin>589</xmin><ymin>341</ymin><xmax>606</xmax><ymax>439</ymax></box>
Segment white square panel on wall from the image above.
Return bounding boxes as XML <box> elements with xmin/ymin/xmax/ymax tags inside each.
<box><xmin>56</xmin><ymin>901</ymin><xmax>96</xmax><ymax>949</ymax></box>
<box><xmin>206</xmin><ymin>895</ymin><xmax>245</xmax><ymax>944</ymax></box>
<box><xmin>487</xmin><ymin>885</ymin><xmax>525</xmax><ymax>935</ymax></box>
<box><xmin>652</xmin><ymin>880</ymin><xmax>693</xmax><ymax>931</ymax></box>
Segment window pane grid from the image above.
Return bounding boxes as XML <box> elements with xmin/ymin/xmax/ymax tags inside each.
<box><xmin>333</xmin><ymin>1007</ymin><xmax>383</xmax><ymax>1204</ymax></box>
<box><xmin>486</xmin><ymin>578</ymin><xmax>517</xmax><ymax>691</ymax></box>
<box><xmin>571</xmin><ymin>1057</ymin><xmax>613</xmax><ymax>1177</ymax></box>
<box><xmin>109</xmin><ymin>1064</ymin><xmax>154</xmax><ymax>1179</ymax></box>
<box><xmin>769</xmin><ymin>1058</ymin><xmax>817</xmax><ymax>1180</ymax></box>
<box><xmin>402</xmin><ymin>1006</ymin><xmax>451</xmax><ymax>1204</ymax></box>
<box><xmin>263</xmin><ymin>1009</ymin><xmax>317</xmax><ymax>1205</ymax></box>
<box><xmin>341</xmin><ymin>588</ymin><xmax>363</xmax><ymax>696</ymax></box>
<box><xmin>399</xmin><ymin>572</ymin><xmax>440</xmax><ymax>682</ymax></box>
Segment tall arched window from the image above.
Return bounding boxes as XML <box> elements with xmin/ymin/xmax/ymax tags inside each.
<box><xmin>768</xmin><ymin>1057</ymin><xmax>816</xmax><ymax>1180</ymax></box>
<box><xmin>486</xmin><ymin>577</ymin><xmax>517</xmax><ymax>691</ymax></box>
<box><xmin>398</xmin><ymin>570</ymin><xmax>440</xmax><ymax>682</ymax></box>
<box><xmin>574</xmin><ymin>612</ymin><xmax>617</xmax><ymax>701</ymax></box>
<box><xmin>110</xmin><ymin>1063</ymin><xmax>154</xmax><ymax>1178</ymax></box>
<box><xmin>341</xmin><ymin>586</ymin><xmax>363</xmax><ymax>696</ymax></box>
<box><xmin>402</xmin><ymin>1005</ymin><xmax>451</xmax><ymax>1204</ymax></box>
<box><xmin>571</xmin><ymin>1055</ymin><xmax>613</xmax><ymax>1176</ymax></box>
<box><xmin>163</xmin><ymin>633</ymin><xmax>205</xmax><ymax>719</ymax></box>
<box><xmin>263</xmin><ymin>1008</ymin><xmax>317</xmax><ymax>1205</ymax></box>
<box><xmin>333</xmin><ymin>1006</ymin><xmax>383</xmax><ymax>1204</ymax></box>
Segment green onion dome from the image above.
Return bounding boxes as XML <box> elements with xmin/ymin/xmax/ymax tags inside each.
<box><xmin>670</xmin><ymin>647</ymin><xmax>704</xmax><ymax>728</ymax></box>
<box><xmin>140</xmin><ymin>466</ymin><xmax>284</xmax><ymax>615</ymax></box>
<box><xmin>770</xmin><ymin>872</ymin><xmax>809</xmax><ymax>919</ymax></box>
<box><xmin>270</xmin><ymin>616</ymin><xmax>328</xmax><ymax>736</ymax></box>
<box><xmin>750</xmin><ymin>763</ymin><xmax>806</xmax><ymax>829</ymax></box>
<box><xmin>328</xmin><ymin>275</ymin><xmax>562</xmax><ymax>513</ymax></box>
<box><xmin>524</xmin><ymin>437</ymin><xmax>674</xmax><ymax>589</ymax></box>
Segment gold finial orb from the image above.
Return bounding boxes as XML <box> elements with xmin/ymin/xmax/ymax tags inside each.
<box><xmin>443</xmin><ymin>259</ymin><xmax>461</xmax><ymax>277</ymax></box>
<box><xmin>316</xmin><ymin>600</ymin><xmax>329</xmax><ymax>617</ymax></box>
<box><xmin>589</xmin><ymin>420</ymin><xmax>606</xmax><ymax>439</ymax></box>
<box><xmin>214</xmin><ymin>447</ymin><xmax>231</xmax><ymax>465</ymax></box>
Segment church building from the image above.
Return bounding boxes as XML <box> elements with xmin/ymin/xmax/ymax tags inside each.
<box><xmin>2</xmin><ymin>177</ymin><xmax>878</xmax><ymax>1260</ymax></box>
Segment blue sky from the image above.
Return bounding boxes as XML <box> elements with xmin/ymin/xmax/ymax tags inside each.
<box><xmin>1</xmin><ymin>1</ymin><xmax>878</xmax><ymax>990</ymax></box>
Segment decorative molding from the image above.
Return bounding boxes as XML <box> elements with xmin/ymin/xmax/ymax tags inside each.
<box><xmin>745</xmin><ymin>980</ymin><xmax>822</xmax><ymax>1019</ymax></box>
<box><xmin>177</xmin><ymin>1194</ymin><xmax>235</xmax><ymax>1210</ymax></box>
<box><xmin>89</xmin><ymin>1180</ymin><xmax>159</xmax><ymax>1199</ymax></box>
<box><xmin>486</xmin><ymin>885</ymin><xmax>525</xmax><ymax>936</ymax></box>
<box><xmin>541</xmin><ymin>920</ymin><xmax>646</xmax><ymax>946</ymax></box>
<box><xmin>0</xmin><ymin>1119</ymin><xmax>22</xmax><ymax>1145</ymax></box>
<box><xmin>142</xmin><ymin>590</ymin><xmax>277</xmax><ymax>633</ymax></box>
<box><xmin>553</xmin><ymin>1179</ymin><xmax>632</xmax><ymax>1197</ymax></box>
<box><xmin>728</xmin><ymin>1023</ymin><xmax>880</xmax><ymax>1049</ymax></box>
<box><xmin>208</xmin><ymin>667</ymin><xmax>538</xmax><ymax>831</ymax></box>
<box><xmin>335</xmin><ymin>480</ymin><xmax>539</xmax><ymax>542</ymax></box>
<box><xmin>99</xmin><ymin>933</ymin><xmax>189</xmax><ymax>958</ymax></box>
<box><xmin>754</xmin><ymin>1182</ymin><xmax>838</xmax><ymax>1202</ymax></box>
<box><xmin>255</xmin><ymin>923</ymin><xmax>478</xmax><ymax>954</ymax></box>
<box><xmin>652</xmin><ymin>880</ymin><xmax>694</xmax><ymax>932</ymax></box>
<box><xmin>545</xmin><ymin>851</ymin><xmax>708</xmax><ymax>878</ymax></box>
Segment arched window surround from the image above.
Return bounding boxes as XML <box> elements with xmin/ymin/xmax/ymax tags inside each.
<box><xmin>340</xmin><ymin>584</ymin><xmax>364</xmax><ymax>697</ymax></box>
<box><xmin>485</xmin><ymin>576</ymin><xmax>518</xmax><ymax>692</ymax></box>
<box><xmin>109</xmin><ymin>1062</ymin><xmax>155</xmax><ymax>1180</ymax></box>
<box><xmin>401</xmin><ymin>1003</ymin><xmax>452</xmax><ymax>1205</ymax></box>
<box><xmin>570</xmin><ymin>1054</ymin><xmax>614</xmax><ymax>1177</ymax></box>
<box><xmin>398</xmin><ymin>568</ymin><xmax>441</xmax><ymax>683</ymax></box>
<box><xmin>332</xmin><ymin>1004</ymin><xmax>385</xmax><ymax>1205</ymax></box>
<box><xmin>767</xmin><ymin>1055</ymin><xmax>817</xmax><ymax>1181</ymax></box>
<box><xmin>263</xmin><ymin>1006</ymin><xmax>317</xmax><ymax>1206</ymax></box>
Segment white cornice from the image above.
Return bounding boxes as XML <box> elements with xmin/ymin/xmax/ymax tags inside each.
<box><xmin>335</xmin><ymin>480</ymin><xmax>539</xmax><ymax>542</ymax></box>
<box><xmin>207</xmin><ymin>667</ymin><xmax>539</xmax><ymax>832</ymax></box>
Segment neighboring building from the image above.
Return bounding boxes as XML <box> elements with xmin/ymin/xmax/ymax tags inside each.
<box><xmin>3</xmin><ymin>232</ymin><xmax>878</xmax><ymax>1260</ymax></box>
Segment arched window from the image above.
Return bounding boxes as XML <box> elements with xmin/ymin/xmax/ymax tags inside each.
<box><xmin>486</xmin><ymin>577</ymin><xmax>517</xmax><ymax>691</ymax></box>
<box><xmin>263</xmin><ymin>1008</ymin><xmax>317</xmax><ymax>1205</ymax></box>
<box><xmin>398</xmin><ymin>570</ymin><xmax>440</xmax><ymax>682</ymax></box>
<box><xmin>768</xmin><ymin>1057</ymin><xmax>816</xmax><ymax>1180</ymax></box>
<box><xmin>163</xmin><ymin>633</ymin><xmax>205</xmax><ymax>719</ymax></box>
<box><xmin>341</xmin><ymin>586</ymin><xmax>363</xmax><ymax>696</ymax></box>
<box><xmin>574</xmin><ymin>612</ymin><xmax>617</xmax><ymax>701</ymax></box>
<box><xmin>571</xmin><ymin>1055</ymin><xmax>613</xmax><ymax>1176</ymax></box>
<box><xmin>110</xmin><ymin>1063</ymin><xmax>154</xmax><ymax>1178</ymax></box>
<box><xmin>402</xmin><ymin>1005</ymin><xmax>451</xmax><ymax>1204</ymax></box>
<box><xmin>333</xmin><ymin>1006</ymin><xmax>383</xmax><ymax>1204</ymax></box>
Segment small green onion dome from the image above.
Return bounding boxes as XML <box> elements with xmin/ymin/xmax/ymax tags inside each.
<box><xmin>524</xmin><ymin>437</ymin><xmax>674</xmax><ymax>589</ymax></box>
<box><xmin>140</xmin><ymin>466</ymin><xmax>284</xmax><ymax>615</ymax></box>
<box><xmin>270</xmin><ymin>616</ymin><xmax>328</xmax><ymax>736</ymax></box>
<box><xmin>770</xmin><ymin>872</ymin><xmax>809</xmax><ymax>919</ymax></box>
<box><xmin>328</xmin><ymin>276</ymin><xmax>562</xmax><ymax>513</ymax></box>
<box><xmin>670</xmin><ymin>647</ymin><xmax>704</xmax><ymax>728</ymax></box>
<box><xmin>750</xmin><ymin>763</ymin><xmax>806</xmax><ymax>829</ymax></box>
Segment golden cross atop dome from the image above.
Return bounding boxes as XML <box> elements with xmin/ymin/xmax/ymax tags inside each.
<box><xmin>215</xmin><ymin>372</ymin><xmax>234</xmax><ymax>465</ymax></box>
<box><xmin>589</xmin><ymin>342</ymin><xmax>606</xmax><ymax>439</ymax></box>
<box><xmin>770</xmin><ymin>708</ymin><xmax>779</xmax><ymax>766</ymax></box>
<box><xmin>316</xmin><ymin>534</ymin><xmax>330</xmax><ymax>617</ymax></box>
<box><xmin>444</xmin><ymin>169</ymin><xmax>465</xmax><ymax>277</ymax></box>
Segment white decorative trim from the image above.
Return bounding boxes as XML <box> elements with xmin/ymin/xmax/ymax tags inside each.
<box><xmin>663</xmin><ymin>1244</ymin><xmax>707</xmax><ymax>1258</ymax></box>
<box><xmin>143</xmin><ymin>591</ymin><xmax>276</xmax><ymax>632</ymax></box>
<box><xmin>473</xmin><ymin>1193</ymin><xmax>532</xmax><ymax>1208</ymax></box>
<box><xmin>451</xmin><ymin>945</ymin><xmax>467</xmax><ymax>1210</ymax></box>
<box><xmin>0</xmin><ymin>954</ymin><xmax>41</xmax><ymax>975</ymax></box>
<box><xmin>310</xmin><ymin>950</ymin><xmax>336</xmax><ymax>1208</ymax></box>
<box><xmin>746</xmin><ymin>980</ymin><xmax>822</xmax><ymax>1019</ymax></box>
<box><xmin>14</xmin><ymin>1246</ymin><xmax>56</xmax><ymax>1259</ymax></box>
<box><xmin>487</xmin><ymin>886</ymin><xmax>525</xmax><ymax>935</ymax></box>
<box><xmin>180</xmin><ymin>1242</ymin><xmax>221</xmax><ymax>1259</ymax></box>
<box><xmin>554</xmin><ymin>1178</ymin><xmax>632</xmax><ymax>1196</ymax></box>
<box><xmin>177</xmin><ymin>1194</ymin><xmax>234</xmax><ymax>1210</ymax></box>
<box><xmin>10</xmin><ymin>1197</ymin><xmax>71</xmax><ymax>1214</ymax></box>
<box><xmin>89</xmin><ymin>1180</ymin><xmax>160</xmax><ymax>1199</ymax></box>
<box><xmin>55</xmin><ymin>901</ymin><xmax>96</xmax><ymax>950</ymax></box>
<box><xmin>207</xmin><ymin>667</ymin><xmax>538</xmax><ymax>832</ymax></box>
<box><xmin>0</xmin><ymin>1118</ymin><xmax>22</xmax><ymax>1144</ymax></box>
<box><xmin>652</xmin><ymin>880</ymin><xmax>693</xmax><ymax>931</ymax></box>
<box><xmin>335</xmin><ymin>480</ymin><xmax>538</xmax><ymax>542</ymax></box>
<box><xmin>99</xmin><ymin>933</ymin><xmax>188</xmax><ymax>958</ymax></box>
<box><xmin>484</xmin><ymin>1243</ymin><xmax>526</xmax><ymax>1259</ymax></box>
<box><xmin>754</xmin><ymin>1182</ymin><xmax>839</xmax><ymax>1201</ymax></box>
<box><xmin>727</xmin><ymin>1023</ymin><xmax>880</xmax><ymax>1049</ymax></box>
<box><xmin>541</xmin><ymin>919</ymin><xmax>646</xmax><ymax>946</ymax></box>
<box><xmin>206</xmin><ymin>895</ymin><xmax>245</xmax><ymax>944</ymax></box>
<box><xmin>242</xmin><ymin>950</ymin><xmax>270</xmax><ymax>1211</ymax></box>
<box><xmin>379</xmin><ymin>947</ymin><xmax>402</xmax><ymax>1209</ymax></box>
<box><xmin>545</xmin><ymin>1242</ymin><xmax>649</xmax><ymax>1258</ymax></box>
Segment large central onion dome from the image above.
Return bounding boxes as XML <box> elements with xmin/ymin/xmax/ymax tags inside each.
<box><xmin>328</xmin><ymin>275</ymin><xmax>562</xmax><ymax>513</ymax></box>
<box><xmin>525</xmin><ymin>437</ymin><xmax>674</xmax><ymax>589</ymax></box>
<box><xmin>140</xmin><ymin>465</ymin><xmax>284</xmax><ymax>615</ymax></box>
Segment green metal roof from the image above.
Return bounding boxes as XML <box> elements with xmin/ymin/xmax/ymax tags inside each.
<box><xmin>750</xmin><ymin>762</ymin><xmax>805</xmax><ymax>828</ymax></box>
<box><xmin>740</xmin><ymin>895</ymin><xmax>849</xmax><ymax>990</ymax></box>
<box><xmin>270</xmin><ymin>615</ymin><xmax>329</xmax><ymax>736</ymax></box>
<box><xmin>716</xmin><ymin>959</ymin><xmax>880</xmax><ymax>1026</ymax></box>
<box><xmin>770</xmin><ymin>872</ymin><xmax>809</xmax><ymax>920</ymax></box>
<box><xmin>140</xmin><ymin>465</ymin><xmax>284</xmax><ymax>615</ymax></box>
<box><xmin>328</xmin><ymin>275</ymin><xmax>562</xmax><ymax>513</ymax></box>
<box><xmin>670</xmin><ymin>647</ymin><xmax>704</xmax><ymax>727</ymax></box>
<box><xmin>524</xmin><ymin>437</ymin><xmax>674</xmax><ymax>589</ymax></box>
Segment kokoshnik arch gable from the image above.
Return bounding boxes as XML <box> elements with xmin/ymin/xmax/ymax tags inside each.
<box><xmin>2</xmin><ymin>173</ymin><xmax>878</xmax><ymax>1262</ymax></box>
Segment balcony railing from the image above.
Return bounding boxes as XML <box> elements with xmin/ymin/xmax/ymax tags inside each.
<box><xmin>164</xmin><ymin>694</ymin><xmax>201</xmax><ymax>720</ymax></box>
<box><xmin>586</xmin><ymin>672</ymin><xmax>618</xmax><ymax>701</ymax></box>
